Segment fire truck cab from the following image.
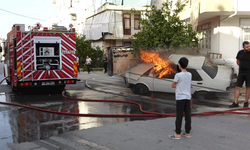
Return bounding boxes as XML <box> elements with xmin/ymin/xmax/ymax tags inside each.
<box><xmin>3</xmin><ymin>24</ymin><xmax>78</xmax><ymax>91</ymax></box>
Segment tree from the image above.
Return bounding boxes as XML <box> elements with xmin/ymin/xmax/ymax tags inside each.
<box><xmin>76</xmin><ymin>34</ymin><xmax>103</xmax><ymax>70</ymax></box>
<box><xmin>130</xmin><ymin>1</ymin><xmax>202</xmax><ymax>54</ymax></box>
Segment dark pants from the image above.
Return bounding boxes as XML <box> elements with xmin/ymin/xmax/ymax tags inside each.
<box><xmin>175</xmin><ymin>100</ymin><xmax>191</xmax><ymax>134</ymax></box>
<box><xmin>103</xmin><ymin>63</ymin><xmax>107</xmax><ymax>73</ymax></box>
<box><xmin>87</xmin><ymin>65</ymin><xmax>91</xmax><ymax>73</ymax></box>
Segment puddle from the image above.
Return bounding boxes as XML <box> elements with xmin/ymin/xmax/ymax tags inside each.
<box><xmin>0</xmin><ymin>89</ymin><xmax>175</xmax><ymax>147</ymax></box>
<box><xmin>0</xmin><ymin>93</ymin><xmax>13</xmax><ymax>150</ymax></box>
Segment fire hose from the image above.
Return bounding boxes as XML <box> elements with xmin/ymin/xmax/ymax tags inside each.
<box><xmin>0</xmin><ymin>76</ymin><xmax>250</xmax><ymax>117</ymax></box>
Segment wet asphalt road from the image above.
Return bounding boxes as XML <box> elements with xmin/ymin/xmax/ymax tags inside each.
<box><xmin>0</xmin><ymin>63</ymin><xmax>244</xmax><ymax>150</ymax></box>
<box><xmin>0</xmin><ymin>73</ymin><xmax>176</xmax><ymax>149</ymax></box>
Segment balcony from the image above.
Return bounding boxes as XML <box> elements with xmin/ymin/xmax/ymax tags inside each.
<box><xmin>179</xmin><ymin>0</ymin><xmax>235</xmax><ymax>21</ymax></box>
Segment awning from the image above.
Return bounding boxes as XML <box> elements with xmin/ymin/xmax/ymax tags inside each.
<box><xmin>83</xmin><ymin>11</ymin><xmax>123</xmax><ymax>40</ymax></box>
<box><xmin>95</xmin><ymin>0</ymin><xmax>151</xmax><ymax>9</ymax></box>
<box><xmin>123</xmin><ymin>0</ymin><xmax>151</xmax><ymax>6</ymax></box>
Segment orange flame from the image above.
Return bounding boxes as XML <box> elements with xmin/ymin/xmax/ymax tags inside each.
<box><xmin>140</xmin><ymin>50</ymin><xmax>175</xmax><ymax>78</ymax></box>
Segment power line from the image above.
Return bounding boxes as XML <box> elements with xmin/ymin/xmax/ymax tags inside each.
<box><xmin>0</xmin><ymin>11</ymin><xmax>54</xmax><ymax>16</ymax></box>
<box><xmin>0</xmin><ymin>8</ymin><xmax>46</xmax><ymax>21</ymax></box>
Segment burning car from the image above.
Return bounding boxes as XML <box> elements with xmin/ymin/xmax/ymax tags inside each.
<box><xmin>121</xmin><ymin>54</ymin><xmax>235</xmax><ymax>97</ymax></box>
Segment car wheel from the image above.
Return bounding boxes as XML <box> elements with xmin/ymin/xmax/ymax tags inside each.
<box><xmin>194</xmin><ymin>91</ymin><xmax>211</xmax><ymax>100</ymax></box>
<box><xmin>131</xmin><ymin>85</ymin><xmax>138</xmax><ymax>94</ymax></box>
<box><xmin>137</xmin><ymin>84</ymin><xmax>149</xmax><ymax>96</ymax></box>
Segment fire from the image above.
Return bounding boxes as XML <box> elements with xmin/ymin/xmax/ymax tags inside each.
<box><xmin>140</xmin><ymin>50</ymin><xmax>175</xmax><ymax>78</ymax></box>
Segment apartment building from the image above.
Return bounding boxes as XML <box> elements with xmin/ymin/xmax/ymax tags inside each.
<box><xmin>179</xmin><ymin>0</ymin><xmax>250</xmax><ymax>60</ymax></box>
<box><xmin>51</xmin><ymin>0</ymin><xmax>88</xmax><ymax>33</ymax></box>
<box><xmin>83</xmin><ymin>0</ymin><xmax>153</xmax><ymax>51</ymax></box>
<box><xmin>0</xmin><ymin>38</ymin><xmax>4</xmax><ymax>61</ymax></box>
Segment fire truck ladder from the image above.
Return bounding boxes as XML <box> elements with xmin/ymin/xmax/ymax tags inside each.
<box><xmin>20</xmin><ymin>30</ymin><xmax>34</xmax><ymax>81</ymax></box>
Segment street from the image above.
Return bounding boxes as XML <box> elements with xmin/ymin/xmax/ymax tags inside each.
<box><xmin>0</xmin><ymin>63</ymin><xmax>175</xmax><ymax>149</ymax></box>
<box><xmin>1</xmin><ymin>63</ymin><xmax>250</xmax><ymax>150</ymax></box>
<box><xmin>2</xmin><ymin>0</ymin><xmax>250</xmax><ymax>149</ymax></box>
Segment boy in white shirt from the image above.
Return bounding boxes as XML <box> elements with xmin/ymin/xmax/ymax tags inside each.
<box><xmin>169</xmin><ymin>57</ymin><xmax>192</xmax><ymax>140</ymax></box>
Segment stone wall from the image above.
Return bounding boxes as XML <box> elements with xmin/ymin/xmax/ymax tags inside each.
<box><xmin>112</xmin><ymin>51</ymin><xmax>140</xmax><ymax>75</ymax></box>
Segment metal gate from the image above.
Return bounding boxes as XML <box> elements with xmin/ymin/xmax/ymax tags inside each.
<box><xmin>107</xmin><ymin>47</ymin><xmax>113</xmax><ymax>76</ymax></box>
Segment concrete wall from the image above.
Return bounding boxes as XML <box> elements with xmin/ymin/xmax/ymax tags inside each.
<box><xmin>238</xmin><ymin>0</ymin><xmax>250</xmax><ymax>11</ymax></box>
<box><xmin>200</xmin><ymin>0</ymin><xmax>234</xmax><ymax>13</ymax></box>
<box><xmin>179</xmin><ymin>0</ymin><xmax>235</xmax><ymax>20</ymax></box>
<box><xmin>92</xmin><ymin>41</ymin><xmax>104</xmax><ymax>50</ymax></box>
<box><xmin>211</xmin><ymin>20</ymin><xmax>219</xmax><ymax>54</ymax></box>
<box><xmin>219</xmin><ymin>16</ymin><xmax>241</xmax><ymax>59</ymax></box>
<box><xmin>116</xmin><ymin>40</ymin><xmax>123</xmax><ymax>46</ymax></box>
<box><xmin>199</xmin><ymin>15</ymin><xmax>249</xmax><ymax>59</ymax></box>
<box><xmin>113</xmin><ymin>51</ymin><xmax>139</xmax><ymax>75</ymax></box>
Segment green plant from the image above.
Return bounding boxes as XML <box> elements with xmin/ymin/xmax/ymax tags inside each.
<box><xmin>130</xmin><ymin>1</ymin><xmax>202</xmax><ymax>55</ymax></box>
<box><xmin>76</xmin><ymin>34</ymin><xmax>104</xmax><ymax>68</ymax></box>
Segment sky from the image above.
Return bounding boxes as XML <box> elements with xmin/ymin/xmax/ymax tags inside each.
<box><xmin>0</xmin><ymin>0</ymin><xmax>57</xmax><ymax>39</ymax></box>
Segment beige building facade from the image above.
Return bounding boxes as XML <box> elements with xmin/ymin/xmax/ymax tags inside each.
<box><xmin>49</xmin><ymin>0</ymin><xmax>88</xmax><ymax>33</ymax></box>
<box><xmin>179</xmin><ymin>0</ymin><xmax>250</xmax><ymax>60</ymax></box>
<box><xmin>0</xmin><ymin>38</ymin><xmax>4</xmax><ymax>61</ymax></box>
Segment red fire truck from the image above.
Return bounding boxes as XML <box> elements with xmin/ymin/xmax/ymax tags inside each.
<box><xmin>3</xmin><ymin>24</ymin><xmax>78</xmax><ymax>91</ymax></box>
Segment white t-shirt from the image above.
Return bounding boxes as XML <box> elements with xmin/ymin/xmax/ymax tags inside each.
<box><xmin>76</xmin><ymin>57</ymin><xmax>79</xmax><ymax>63</ymax></box>
<box><xmin>86</xmin><ymin>58</ymin><xmax>92</xmax><ymax>65</ymax></box>
<box><xmin>173</xmin><ymin>72</ymin><xmax>192</xmax><ymax>100</ymax></box>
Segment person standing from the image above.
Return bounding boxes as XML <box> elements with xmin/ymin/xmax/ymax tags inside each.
<box><xmin>76</xmin><ymin>56</ymin><xmax>79</xmax><ymax>73</ymax></box>
<box><xmin>229</xmin><ymin>41</ymin><xmax>250</xmax><ymax>108</ymax></box>
<box><xmin>85</xmin><ymin>56</ymin><xmax>92</xmax><ymax>74</ymax></box>
<box><xmin>169</xmin><ymin>57</ymin><xmax>192</xmax><ymax>140</ymax></box>
<box><xmin>103</xmin><ymin>54</ymin><xmax>108</xmax><ymax>73</ymax></box>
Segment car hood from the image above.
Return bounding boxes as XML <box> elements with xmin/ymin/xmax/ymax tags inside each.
<box><xmin>120</xmin><ymin>63</ymin><xmax>154</xmax><ymax>80</ymax></box>
<box><xmin>214</xmin><ymin>65</ymin><xmax>232</xmax><ymax>80</ymax></box>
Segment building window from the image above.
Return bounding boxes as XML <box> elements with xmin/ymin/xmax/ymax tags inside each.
<box><xmin>197</xmin><ymin>22</ymin><xmax>211</xmax><ymax>49</ymax></box>
<box><xmin>106</xmin><ymin>40</ymin><xmax>116</xmax><ymax>47</ymax></box>
<box><xmin>243</xmin><ymin>28</ymin><xmax>250</xmax><ymax>42</ymax></box>
<box><xmin>123</xmin><ymin>14</ymin><xmax>131</xmax><ymax>35</ymax></box>
<box><xmin>124</xmin><ymin>41</ymin><xmax>131</xmax><ymax>46</ymax></box>
<box><xmin>134</xmin><ymin>14</ymin><xmax>141</xmax><ymax>30</ymax></box>
<box><xmin>70</xmin><ymin>14</ymin><xmax>77</xmax><ymax>21</ymax></box>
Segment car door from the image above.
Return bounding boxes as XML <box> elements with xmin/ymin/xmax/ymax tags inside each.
<box><xmin>186</xmin><ymin>68</ymin><xmax>204</xmax><ymax>94</ymax></box>
<box><xmin>153</xmin><ymin>72</ymin><xmax>176</xmax><ymax>93</ymax></box>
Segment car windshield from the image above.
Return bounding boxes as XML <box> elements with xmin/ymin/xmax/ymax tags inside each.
<box><xmin>202</xmin><ymin>58</ymin><xmax>218</xmax><ymax>79</ymax></box>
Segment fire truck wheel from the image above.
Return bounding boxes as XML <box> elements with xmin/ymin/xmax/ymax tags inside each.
<box><xmin>60</xmin><ymin>85</ymin><xmax>66</xmax><ymax>91</ymax></box>
<box><xmin>12</xmin><ymin>86</ymin><xmax>18</xmax><ymax>92</ymax></box>
<box><xmin>10</xmin><ymin>78</ymin><xmax>17</xmax><ymax>92</ymax></box>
